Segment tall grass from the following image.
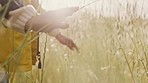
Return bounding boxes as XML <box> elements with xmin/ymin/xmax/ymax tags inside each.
<box><xmin>38</xmin><ymin>0</ymin><xmax>148</xmax><ymax>83</ymax></box>
<box><xmin>1</xmin><ymin>0</ymin><xmax>148</xmax><ymax>83</ymax></box>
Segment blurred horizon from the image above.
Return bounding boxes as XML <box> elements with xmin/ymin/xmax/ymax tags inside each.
<box><xmin>39</xmin><ymin>0</ymin><xmax>148</xmax><ymax>19</ymax></box>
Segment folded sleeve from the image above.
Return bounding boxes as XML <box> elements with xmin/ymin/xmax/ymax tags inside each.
<box><xmin>5</xmin><ymin>5</ymin><xmax>37</xmax><ymax>33</ymax></box>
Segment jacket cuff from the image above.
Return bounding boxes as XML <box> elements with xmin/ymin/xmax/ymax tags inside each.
<box><xmin>5</xmin><ymin>5</ymin><xmax>37</xmax><ymax>33</ymax></box>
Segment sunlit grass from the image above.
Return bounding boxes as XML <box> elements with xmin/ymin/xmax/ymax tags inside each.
<box><xmin>37</xmin><ymin>0</ymin><xmax>148</xmax><ymax>82</ymax></box>
<box><xmin>38</xmin><ymin>10</ymin><xmax>148</xmax><ymax>83</ymax></box>
<box><xmin>1</xmin><ymin>0</ymin><xmax>148</xmax><ymax>83</ymax></box>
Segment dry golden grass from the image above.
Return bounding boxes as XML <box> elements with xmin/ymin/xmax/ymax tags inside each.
<box><xmin>1</xmin><ymin>0</ymin><xmax>148</xmax><ymax>83</ymax></box>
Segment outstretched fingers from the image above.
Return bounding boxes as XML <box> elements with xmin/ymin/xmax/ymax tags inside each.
<box><xmin>67</xmin><ymin>40</ymin><xmax>78</xmax><ymax>51</ymax></box>
<box><xmin>56</xmin><ymin>33</ymin><xmax>78</xmax><ymax>51</ymax></box>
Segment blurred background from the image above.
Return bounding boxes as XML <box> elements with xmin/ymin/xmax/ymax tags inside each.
<box><xmin>26</xmin><ymin>0</ymin><xmax>148</xmax><ymax>83</ymax></box>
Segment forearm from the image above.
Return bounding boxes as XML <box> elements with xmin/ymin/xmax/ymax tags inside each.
<box><xmin>3</xmin><ymin>4</ymin><xmax>78</xmax><ymax>37</ymax></box>
<box><xmin>4</xmin><ymin>5</ymin><xmax>56</xmax><ymax>34</ymax></box>
<box><xmin>32</xmin><ymin>7</ymin><xmax>79</xmax><ymax>23</ymax></box>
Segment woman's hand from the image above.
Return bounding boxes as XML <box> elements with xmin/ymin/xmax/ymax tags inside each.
<box><xmin>55</xmin><ymin>33</ymin><xmax>78</xmax><ymax>51</ymax></box>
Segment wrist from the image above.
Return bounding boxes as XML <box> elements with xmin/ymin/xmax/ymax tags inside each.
<box><xmin>55</xmin><ymin>33</ymin><xmax>62</xmax><ymax>39</ymax></box>
<box><xmin>48</xmin><ymin>29</ymin><xmax>60</xmax><ymax>37</ymax></box>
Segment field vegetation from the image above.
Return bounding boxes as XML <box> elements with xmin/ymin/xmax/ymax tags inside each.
<box><xmin>1</xmin><ymin>0</ymin><xmax>148</xmax><ymax>83</ymax></box>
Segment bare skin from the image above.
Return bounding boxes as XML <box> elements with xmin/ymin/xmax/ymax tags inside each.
<box><xmin>7</xmin><ymin>0</ymin><xmax>79</xmax><ymax>51</ymax></box>
<box><xmin>26</xmin><ymin>7</ymin><xmax>79</xmax><ymax>51</ymax></box>
<box><xmin>55</xmin><ymin>33</ymin><xmax>78</xmax><ymax>51</ymax></box>
<box><xmin>28</xmin><ymin>7</ymin><xmax>79</xmax><ymax>32</ymax></box>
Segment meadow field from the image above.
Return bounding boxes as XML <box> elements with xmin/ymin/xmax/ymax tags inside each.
<box><xmin>1</xmin><ymin>0</ymin><xmax>148</xmax><ymax>83</ymax></box>
<box><xmin>37</xmin><ymin>0</ymin><xmax>148</xmax><ymax>83</ymax></box>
